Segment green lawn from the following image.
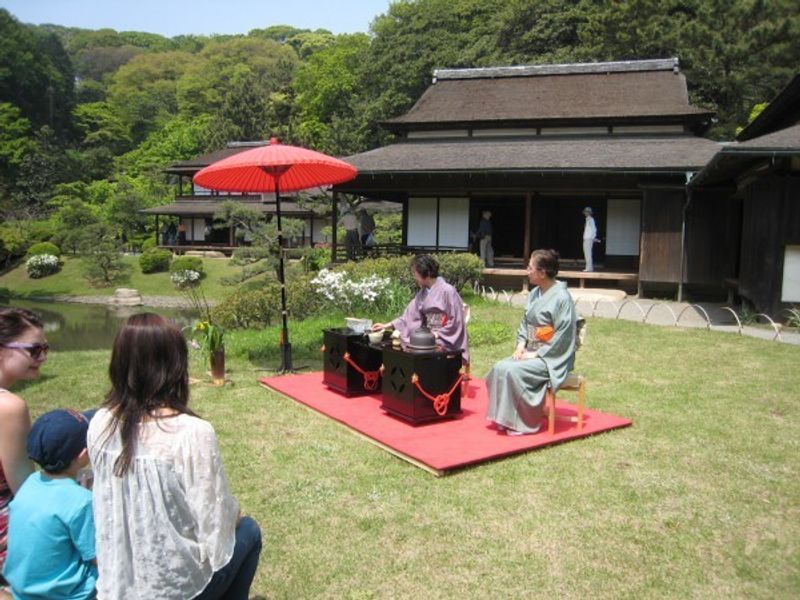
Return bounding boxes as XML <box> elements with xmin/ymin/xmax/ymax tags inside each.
<box><xmin>18</xmin><ymin>301</ymin><xmax>800</xmax><ymax>599</ymax></box>
<box><xmin>0</xmin><ymin>255</ymin><xmax>239</xmax><ymax>299</ymax></box>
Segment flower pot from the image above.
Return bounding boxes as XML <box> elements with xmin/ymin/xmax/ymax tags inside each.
<box><xmin>210</xmin><ymin>347</ymin><xmax>225</xmax><ymax>386</ymax></box>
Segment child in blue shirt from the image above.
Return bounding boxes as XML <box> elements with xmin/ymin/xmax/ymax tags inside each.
<box><xmin>2</xmin><ymin>410</ymin><xmax>97</xmax><ymax>600</ymax></box>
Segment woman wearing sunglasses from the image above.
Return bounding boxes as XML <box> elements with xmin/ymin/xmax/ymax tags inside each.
<box><xmin>0</xmin><ymin>308</ymin><xmax>47</xmax><ymax>579</ymax></box>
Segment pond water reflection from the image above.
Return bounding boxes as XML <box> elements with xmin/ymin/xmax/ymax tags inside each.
<box><xmin>1</xmin><ymin>299</ymin><xmax>198</xmax><ymax>352</ymax></box>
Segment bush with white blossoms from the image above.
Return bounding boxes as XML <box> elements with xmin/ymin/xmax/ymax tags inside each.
<box><xmin>26</xmin><ymin>254</ymin><xmax>60</xmax><ymax>279</ymax></box>
<box><xmin>311</xmin><ymin>268</ymin><xmax>391</xmax><ymax>314</ymax></box>
<box><xmin>171</xmin><ymin>269</ymin><xmax>201</xmax><ymax>289</ymax></box>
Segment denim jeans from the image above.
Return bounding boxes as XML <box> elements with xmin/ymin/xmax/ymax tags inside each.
<box><xmin>195</xmin><ymin>517</ymin><xmax>262</xmax><ymax>600</ymax></box>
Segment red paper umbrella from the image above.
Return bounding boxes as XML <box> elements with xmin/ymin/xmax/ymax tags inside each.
<box><xmin>193</xmin><ymin>137</ymin><xmax>357</xmax><ymax>192</ymax></box>
<box><xmin>193</xmin><ymin>138</ymin><xmax>358</xmax><ymax>373</ymax></box>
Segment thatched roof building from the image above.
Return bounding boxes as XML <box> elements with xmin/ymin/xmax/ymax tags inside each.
<box><xmin>337</xmin><ymin>57</ymin><xmax>725</xmax><ymax>297</ymax></box>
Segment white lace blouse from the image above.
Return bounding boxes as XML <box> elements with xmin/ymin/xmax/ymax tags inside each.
<box><xmin>87</xmin><ymin>408</ymin><xmax>239</xmax><ymax>600</ymax></box>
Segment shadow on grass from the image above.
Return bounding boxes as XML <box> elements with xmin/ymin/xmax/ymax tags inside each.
<box><xmin>13</xmin><ymin>373</ymin><xmax>59</xmax><ymax>392</ymax></box>
<box><xmin>245</xmin><ymin>338</ymin><xmax>325</xmax><ymax>373</ymax></box>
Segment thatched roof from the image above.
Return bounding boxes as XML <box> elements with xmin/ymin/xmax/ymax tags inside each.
<box><xmin>692</xmin><ymin>73</ymin><xmax>800</xmax><ymax>188</ymax></box>
<box><xmin>165</xmin><ymin>142</ymin><xmax>268</xmax><ymax>175</ymax></box>
<box><xmin>385</xmin><ymin>59</ymin><xmax>712</xmax><ymax>130</ymax></box>
<box><xmin>691</xmin><ymin>123</ymin><xmax>800</xmax><ymax>188</ymax></box>
<box><xmin>344</xmin><ymin>136</ymin><xmax>720</xmax><ymax>174</ymax></box>
<box><xmin>735</xmin><ymin>122</ymin><xmax>800</xmax><ymax>150</ymax></box>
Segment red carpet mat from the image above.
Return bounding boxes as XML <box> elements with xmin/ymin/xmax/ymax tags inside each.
<box><xmin>259</xmin><ymin>372</ymin><xmax>632</xmax><ymax>475</ymax></box>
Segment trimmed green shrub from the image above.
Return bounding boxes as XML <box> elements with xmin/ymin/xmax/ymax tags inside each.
<box><xmin>139</xmin><ymin>234</ymin><xmax>158</xmax><ymax>252</ymax></box>
<box><xmin>301</xmin><ymin>246</ymin><xmax>330</xmax><ymax>272</ymax></box>
<box><xmin>286</xmin><ymin>274</ymin><xmax>324</xmax><ymax>320</ymax></box>
<box><xmin>334</xmin><ymin>253</ymin><xmax>482</xmax><ymax>295</ymax></box>
<box><xmin>141</xmin><ymin>237</ymin><xmax>157</xmax><ymax>252</ymax></box>
<box><xmin>170</xmin><ymin>256</ymin><xmax>204</xmax><ymax>275</ymax></box>
<box><xmin>220</xmin><ymin>261</ymin><xmax>273</xmax><ymax>287</ymax></box>
<box><xmin>231</xmin><ymin>247</ymin><xmax>270</xmax><ymax>265</ymax></box>
<box><xmin>139</xmin><ymin>248</ymin><xmax>172</xmax><ymax>273</ymax></box>
<box><xmin>433</xmin><ymin>252</ymin><xmax>484</xmax><ymax>292</ymax></box>
<box><xmin>212</xmin><ymin>286</ymin><xmax>280</xmax><ymax>329</ymax></box>
<box><xmin>336</xmin><ymin>255</ymin><xmax>417</xmax><ymax>293</ymax></box>
<box><xmin>27</xmin><ymin>242</ymin><xmax>61</xmax><ymax>257</ymax></box>
<box><xmin>212</xmin><ymin>274</ymin><xmax>322</xmax><ymax>330</ymax></box>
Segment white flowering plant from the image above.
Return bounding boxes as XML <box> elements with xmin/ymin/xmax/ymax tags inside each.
<box><xmin>26</xmin><ymin>254</ymin><xmax>60</xmax><ymax>278</ymax></box>
<box><xmin>171</xmin><ymin>269</ymin><xmax>201</xmax><ymax>289</ymax></box>
<box><xmin>311</xmin><ymin>268</ymin><xmax>394</xmax><ymax>315</ymax></box>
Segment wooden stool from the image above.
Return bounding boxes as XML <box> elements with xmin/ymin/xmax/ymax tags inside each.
<box><xmin>543</xmin><ymin>317</ymin><xmax>587</xmax><ymax>434</ymax></box>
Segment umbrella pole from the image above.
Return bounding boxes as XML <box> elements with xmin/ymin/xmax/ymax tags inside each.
<box><xmin>275</xmin><ymin>179</ymin><xmax>293</xmax><ymax>373</ymax></box>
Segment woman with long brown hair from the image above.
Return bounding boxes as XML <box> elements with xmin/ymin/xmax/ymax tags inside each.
<box><xmin>0</xmin><ymin>308</ymin><xmax>46</xmax><ymax>582</ymax></box>
<box><xmin>87</xmin><ymin>313</ymin><xmax>261</xmax><ymax>600</ymax></box>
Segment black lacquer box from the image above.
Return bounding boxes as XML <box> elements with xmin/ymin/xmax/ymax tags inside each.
<box><xmin>322</xmin><ymin>328</ymin><xmax>384</xmax><ymax>396</ymax></box>
<box><xmin>380</xmin><ymin>344</ymin><xmax>463</xmax><ymax>424</ymax></box>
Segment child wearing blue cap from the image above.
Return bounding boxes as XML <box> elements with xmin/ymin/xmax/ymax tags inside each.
<box><xmin>2</xmin><ymin>409</ymin><xmax>97</xmax><ymax>600</ymax></box>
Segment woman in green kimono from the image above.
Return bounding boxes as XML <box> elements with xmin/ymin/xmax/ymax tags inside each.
<box><xmin>486</xmin><ymin>249</ymin><xmax>577</xmax><ymax>435</ymax></box>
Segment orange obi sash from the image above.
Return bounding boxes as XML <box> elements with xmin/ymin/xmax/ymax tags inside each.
<box><xmin>534</xmin><ymin>325</ymin><xmax>554</xmax><ymax>342</ymax></box>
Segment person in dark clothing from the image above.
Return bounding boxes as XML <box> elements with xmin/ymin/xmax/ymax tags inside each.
<box><xmin>358</xmin><ymin>209</ymin><xmax>376</xmax><ymax>248</ymax></box>
<box><xmin>472</xmin><ymin>210</ymin><xmax>494</xmax><ymax>267</ymax></box>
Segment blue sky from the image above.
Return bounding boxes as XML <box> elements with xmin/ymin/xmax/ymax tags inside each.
<box><xmin>0</xmin><ymin>0</ymin><xmax>393</xmax><ymax>36</ymax></box>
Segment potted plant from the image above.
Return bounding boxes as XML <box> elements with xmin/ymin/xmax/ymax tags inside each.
<box><xmin>184</xmin><ymin>288</ymin><xmax>225</xmax><ymax>386</ymax></box>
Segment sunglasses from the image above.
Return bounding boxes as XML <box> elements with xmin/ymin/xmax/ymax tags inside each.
<box><xmin>2</xmin><ymin>342</ymin><xmax>50</xmax><ymax>360</ymax></box>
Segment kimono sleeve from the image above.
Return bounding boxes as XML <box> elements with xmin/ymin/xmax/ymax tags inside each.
<box><xmin>436</xmin><ymin>286</ymin><xmax>465</xmax><ymax>342</ymax></box>
<box><xmin>537</xmin><ymin>292</ymin><xmax>575</xmax><ymax>360</ymax></box>
<box><xmin>180</xmin><ymin>421</ymin><xmax>240</xmax><ymax>571</ymax></box>
<box><xmin>516</xmin><ymin>291</ymin><xmax>535</xmax><ymax>345</ymax></box>
<box><xmin>391</xmin><ymin>293</ymin><xmax>422</xmax><ymax>338</ymax></box>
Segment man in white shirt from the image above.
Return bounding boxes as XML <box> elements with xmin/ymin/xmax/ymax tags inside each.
<box><xmin>582</xmin><ymin>206</ymin><xmax>598</xmax><ymax>272</ymax></box>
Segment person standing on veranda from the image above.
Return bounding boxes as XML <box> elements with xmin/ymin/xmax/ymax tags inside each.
<box><xmin>340</xmin><ymin>209</ymin><xmax>360</xmax><ymax>261</ymax></box>
<box><xmin>357</xmin><ymin>208</ymin><xmax>376</xmax><ymax>250</ymax></box>
<box><xmin>582</xmin><ymin>206</ymin><xmax>598</xmax><ymax>272</ymax></box>
<box><xmin>473</xmin><ymin>210</ymin><xmax>494</xmax><ymax>267</ymax></box>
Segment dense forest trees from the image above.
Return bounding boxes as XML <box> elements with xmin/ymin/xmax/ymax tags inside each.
<box><xmin>1</xmin><ymin>0</ymin><xmax>798</xmax><ymax>259</ymax></box>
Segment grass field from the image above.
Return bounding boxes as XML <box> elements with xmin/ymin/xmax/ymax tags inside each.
<box><xmin>0</xmin><ymin>255</ymin><xmax>239</xmax><ymax>299</ymax></box>
<box><xmin>17</xmin><ymin>300</ymin><xmax>800</xmax><ymax>599</ymax></box>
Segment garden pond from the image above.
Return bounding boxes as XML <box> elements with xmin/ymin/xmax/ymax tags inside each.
<box><xmin>2</xmin><ymin>298</ymin><xmax>197</xmax><ymax>352</ymax></box>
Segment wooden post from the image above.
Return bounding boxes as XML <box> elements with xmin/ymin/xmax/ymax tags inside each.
<box><xmin>524</xmin><ymin>192</ymin><xmax>532</xmax><ymax>261</ymax></box>
<box><xmin>331</xmin><ymin>192</ymin><xmax>339</xmax><ymax>263</ymax></box>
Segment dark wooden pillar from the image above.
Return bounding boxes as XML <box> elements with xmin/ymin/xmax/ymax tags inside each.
<box><xmin>523</xmin><ymin>192</ymin><xmax>532</xmax><ymax>260</ymax></box>
<box><xmin>331</xmin><ymin>192</ymin><xmax>339</xmax><ymax>263</ymax></box>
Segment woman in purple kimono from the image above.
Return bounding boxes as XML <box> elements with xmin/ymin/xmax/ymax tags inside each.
<box><xmin>486</xmin><ymin>249</ymin><xmax>576</xmax><ymax>435</ymax></box>
<box><xmin>372</xmin><ymin>255</ymin><xmax>469</xmax><ymax>363</ymax></box>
